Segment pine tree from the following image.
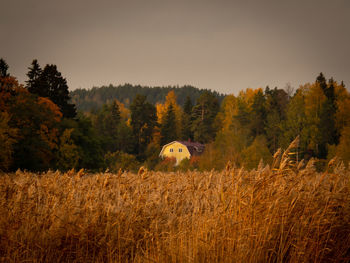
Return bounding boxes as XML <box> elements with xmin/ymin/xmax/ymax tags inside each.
<box><xmin>161</xmin><ymin>104</ymin><xmax>177</xmax><ymax>145</ymax></box>
<box><xmin>26</xmin><ymin>61</ymin><xmax>76</xmax><ymax>118</ymax></box>
<box><xmin>111</xmin><ymin>100</ymin><xmax>121</xmax><ymax>124</ymax></box>
<box><xmin>130</xmin><ymin>94</ymin><xmax>157</xmax><ymax>159</ymax></box>
<box><xmin>183</xmin><ymin>96</ymin><xmax>193</xmax><ymax>115</ymax></box>
<box><xmin>0</xmin><ymin>58</ymin><xmax>9</xmax><ymax>77</ymax></box>
<box><xmin>26</xmin><ymin>59</ymin><xmax>43</xmax><ymax>95</ymax></box>
<box><xmin>317</xmin><ymin>77</ymin><xmax>338</xmax><ymax>157</ymax></box>
<box><xmin>181</xmin><ymin>96</ymin><xmax>193</xmax><ymax>140</ymax></box>
<box><xmin>191</xmin><ymin>91</ymin><xmax>219</xmax><ymax>143</ymax></box>
<box><xmin>41</xmin><ymin>64</ymin><xmax>76</xmax><ymax>118</ymax></box>
<box><xmin>250</xmin><ymin>90</ymin><xmax>266</xmax><ymax>136</ymax></box>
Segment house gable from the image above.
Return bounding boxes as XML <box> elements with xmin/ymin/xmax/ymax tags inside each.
<box><xmin>159</xmin><ymin>141</ymin><xmax>191</xmax><ymax>165</ymax></box>
<box><xmin>159</xmin><ymin>141</ymin><xmax>205</xmax><ymax>165</ymax></box>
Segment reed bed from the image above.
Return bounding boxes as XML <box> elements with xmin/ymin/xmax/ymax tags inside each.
<box><xmin>0</xmin><ymin>151</ymin><xmax>349</xmax><ymax>262</ymax></box>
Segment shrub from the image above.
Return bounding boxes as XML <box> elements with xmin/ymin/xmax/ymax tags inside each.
<box><xmin>154</xmin><ymin>157</ymin><xmax>176</xmax><ymax>172</ymax></box>
<box><xmin>104</xmin><ymin>151</ymin><xmax>140</xmax><ymax>172</ymax></box>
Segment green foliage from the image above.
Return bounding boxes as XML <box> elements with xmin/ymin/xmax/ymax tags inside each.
<box><xmin>26</xmin><ymin>60</ymin><xmax>76</xmax><ymax>118</ymax></box>
<box><xmin>2</xmin><ymin>58</ymin><xmax>350</xmax><ymax>172</ymax></box>
<box><xmin>154</xmin><ymin>157</ymin><xmax>176</xmax><ymax>172</ymax></box>
<box><xmin>91</xmin><ymin>101</ymin><xmax>134</xmax><ymax>154</ymax></box>
<box><xmin>281</xmin><ymin>89</ymin><xmax>308</xmax><ymax>153</ymax></box>
<box><xmin>70</xmin><ymin>84</ymin><xmax>225</xmax><ymax>112</ymax></box>
<box><xmin>56</xmin><ymin>129</ymin><xmax>80</xmax><ymax>171</ymax></box>
<box><xmin>144</xmin><ymin>142</ymin><xmax>161</xmax><ymax>170</ymax></box>
<box><xmin>0</xmin><ymin>58</ymin><xmax>9</xmax><ymax>77</ymax></box>
<box><xmin>7</xmin><ymin>91</ymin><xmax>62</xmax><ymax>171</ymax></box>
<box><xmin>130</xmin><ymin>94</ymin><xmax>157</xmax><ymax>159</ymax></box>
<box><xmin>264</xmin><ymin>87</ymin><xmax>289</xmax><ymax>153</ymax></box>
<box><xmin>105</xmin><ymin>151</ymin><xmax>140</xmax><ymax>172</ymax></box>
<box><xmin>176</xmin><ymin>158</ymin><xmax>191</xmax><ymax>171</ymax></box>
<box><xmin>250</xmin><ymin>89</ymin><xmax>266</xmax><ymax>136</ymax></box>
<box><xmin>181</xmin><ymin>96</ymin><xmax>193</xmax><ymax>140</ymax></box>
<box><xmin>59</xmin><ymin>116</ymin><xmax>104</xmax><ymax>170</ymax></box>
<box><xmin>241</xmin><ymin>136</ymin><xmax>272</xmax><ymax>170</ymax></box>
<box><xmin>160</xmin><ymin>104</ymin><xmax>177</xmax><ymax>145</ymax></box>
<box><xmin>334</xmin><ymin>126</ymin><xmax>350</xmax><ymax>165</ymax></box>
<box><xmin>191</xmin><ymin>91</ymin><xmax>220</xmax><ymax>143</ymax></box>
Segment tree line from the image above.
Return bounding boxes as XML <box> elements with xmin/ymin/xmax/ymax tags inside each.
<box><xmin>1</xmin><ymin>58</ymin><xmax>349</xmax><ymax>172</ymax></box>
<box><xmin>70</xmin><ymin>83</ymin><xmax>225</xmax><ymax>112</ymax></box>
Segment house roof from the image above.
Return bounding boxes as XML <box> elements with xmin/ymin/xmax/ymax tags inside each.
<box><xmin>159</xmin><ymin>141</ymin><xmax>205</xmax><ymax>157</ymax></box>
<box><xmin>176</xmin><ymin>141</ymin><xmax>205</xmax><ymax>155</ymax></box>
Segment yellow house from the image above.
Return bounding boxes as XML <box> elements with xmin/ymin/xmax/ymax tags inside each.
<box><xmin>159</xmin><ymin>141</ymin><xmax>205</xmax><ymax>165</ymax></box>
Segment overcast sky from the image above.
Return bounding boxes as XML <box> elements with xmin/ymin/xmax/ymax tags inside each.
<box><xmin>1</xmin><ymin>0</ymin><xmax>349</xmax><ymax>94</ymax></box>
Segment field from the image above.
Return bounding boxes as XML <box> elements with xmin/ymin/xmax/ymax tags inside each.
<box><xmin>0</xmin><ymin>151</ymin><xmax>350</xmax><ymax>262</ymax></box>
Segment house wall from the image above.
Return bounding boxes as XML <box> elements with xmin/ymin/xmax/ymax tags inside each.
<box><xmin>160</xmin><ymin>142</ymin><xmax>191</xmax><ymax>165</ymax></box>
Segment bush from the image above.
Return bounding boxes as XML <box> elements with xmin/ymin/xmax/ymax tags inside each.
<box><xmin>104</xmin><ymin>151</ymin><xmax>140</xmax><ymax>172</ymax></box>
<box><xmin>154</xmin><ymin>157</ymin><xmax>176</xmax><ymax>172</ymax></box>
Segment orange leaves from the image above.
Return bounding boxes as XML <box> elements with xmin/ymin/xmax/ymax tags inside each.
<box><xmin>37</xmin><ymin>96</ymin><xmax>63</xmax><ymax>122</ymax></box>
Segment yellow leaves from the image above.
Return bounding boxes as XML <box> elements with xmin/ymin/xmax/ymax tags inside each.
<box><xmin>335</xmin><ymin>126</ymin><xmax>350</xmax><ymax>163</ymax></box>
<box><xmin>156</xmin><ymin>91</ymin><xmax>182</xmax><ymax>123</ymax></box>
<box><xmin>238</xmin><ymin>87</ymin><xmax>263</xmax><ymax>107</ymax></box>
<box><xmin>114</xmin><ymin>99</ymin><xmax>130</xmax><ymax>120</ymax></box>
<box><xmin>336</xmin><ymin>97</ymin><xmax>350</xmax><ymax>130</ymax></box>
<box><xmin>334</xmin><ymin>84</ymin><xmax>350</xmax><ymax>131</ymax></box>
<box><xmin>156</xmin><ymin>90</ymin><xmax>183</xmax><ymax>137</ymax></box>
<box><xmin>301</xmin><ymin>83</ymin><xmax>326</xmax><ymax>120</ymax></box>
<box><xmin>217</xmin><ymin>95</ymin><xmax>239</xmax><ymax>131</ymax></box>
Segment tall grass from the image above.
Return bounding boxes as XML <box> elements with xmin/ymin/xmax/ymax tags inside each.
<box><xmin>0</xmin><ymin>145</ymin><xmax>349</xmax><ymax>262</ymax></box>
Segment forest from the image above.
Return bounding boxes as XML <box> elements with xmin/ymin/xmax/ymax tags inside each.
<box><xmin>1</xmin><ymin>58</ymin><xmax>350</xmax><ymax>172</ymax></box>
<box><xmin>70</xmin><ymin>83</ymin><xmax>225</xmax><ymax>112</ymax></box>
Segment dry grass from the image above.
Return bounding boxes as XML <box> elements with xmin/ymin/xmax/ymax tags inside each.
<box><xmin>0</xmin><ymin>152</ymin><xmax>349</xmax><ymax>262</ymax></box>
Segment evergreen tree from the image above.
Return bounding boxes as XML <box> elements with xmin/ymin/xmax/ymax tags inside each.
<box><xmin>281</xmin><ymin>89</ymin><xmax>308</xmax><ymax>153</ymax></box>
<box><xmin>109</xmin><ymin>100</ymin><xmax>122</xmax><ymax>144</ymax></box>
<box><xmin>26</xmin><ymin>61</ymin><xmax>76</xmax><ymax>118</ymax></box>
<box><xmin>111</xmin><ymin>100</ymin><xmax>121</xmax><ymax>124</ymax></box>
<box><xmin>317</xmin><ymin>77</ymin><xmax>338</xmax><ymax>158</ymax></box>
<box><xmin>59</xmin><ymin>116</ymin><xmax>104</xmax><ymax>170</ymax></box>
<box><xmin>130</xmin><ymin>94</ymin><xmax>157</xmax><ymax>159</ymax></box>
<box><xmin>264</xmin><ymin>88</ymin><xmax>289</xmax><ymax>153</ymax></box>
<box><xmin>183</xmin><ymin>95</ymin><xmax>193</xmax><ymax>115</ymax></box>
<box><xmin>191</xmin><ymin>91</ymin><xmax>219</xmax><ymax>143</ymax></box>
<box><xmin>0</xmin><ymin>59</ymin><xmax>17</xmax><ymax>95</ymax></box>
<box><xmin>316</xmin><ymin>72</ymin><xmax>327</xmax><ymax>91</ymax></box>
<box><xmin>160</xmin><ymin>104</ymin><xmax>177</xmax><ymax>145</ymax></box>
<box><xmin>92</xmin><ymin>100</ymin><xmax>133</xmax><ymax>154</ymax></box>
<box><xmin>0</xmin><ymin>58</ymin><xmax>9</xmax><ymax>77</ymax></box>
<box><xmin>250</xmin><ymin>90</ymin><xmax>266</xmax><ymax>136</ymax></box>
<box><xmin>181</xmin><ymin>96</ymin><xmax>193</xmax><ymax>140</ymax></box>
<box><xmin>26</xmin><ymin>59</ymin><xmax>43</xmax><ymax>94</ymax></box>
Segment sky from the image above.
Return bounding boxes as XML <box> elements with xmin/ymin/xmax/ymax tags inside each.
<box><xmin>1</xmin><ymin>0</ymin><xmax>349</xmax><ymax>95</ymax></box>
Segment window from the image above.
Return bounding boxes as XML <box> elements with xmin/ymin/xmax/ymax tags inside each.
<box><xmin>179</xmin><ymin>148</ymin><xmax>182</xmax><ymax>152</ymax></box>
<box><xmin>170</xmin><ymin>148</ymin><xmax>173</xmax><ymax>152</ymax></box>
